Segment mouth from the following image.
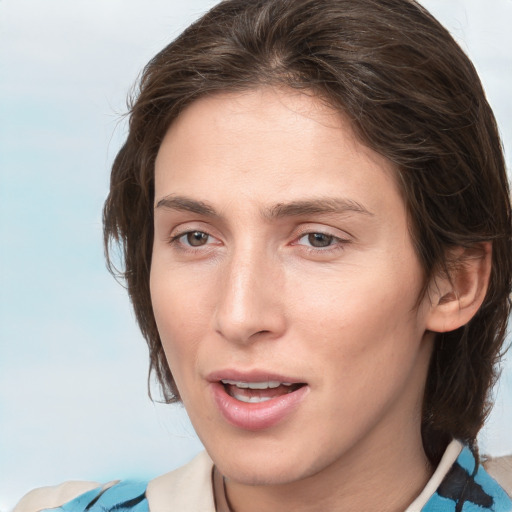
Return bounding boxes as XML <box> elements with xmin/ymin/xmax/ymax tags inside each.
<box><xmin>220</xmin><ymin>380</ymin><xmax>306</xmax><ymax>403</ymax></box>
<box><xmin>208</xmin><ymin>372</ymin><xmax>309</xmax><ymax>430</ymax></box>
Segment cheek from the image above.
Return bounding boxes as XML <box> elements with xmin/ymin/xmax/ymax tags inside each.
<box><xmin>289</xmin><ymin>262</ymin><xmax>426</xmax><ymax>373</ymax></box>
<box><xmin>150</xmin><ymin>262</ymin><xmax>217</xmax><ymax>387</ymax></box>
<box><xmin>292</xmin><ymin>264</ymin><xmax>421</xmax><ymax>330</ymax></box>
<box><xmin>150</xmin><ymin>269</ymin><xmax>192</xmax><ymax>364</ymax></box>
<box><xmin>151</xmin><ymin>258</ymin><xmax>206</xmax><ymax>329</ymax></box>
<box><xmin>292</xmin><ymin>276</ymin><xmax>429</xmax><ymax>432</ymax></box>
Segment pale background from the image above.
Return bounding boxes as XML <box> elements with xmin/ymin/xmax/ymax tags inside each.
<box><xmin>0</xmin><ymin>1</ymin><xmax>511</xmax><ymax>510</ymax></box>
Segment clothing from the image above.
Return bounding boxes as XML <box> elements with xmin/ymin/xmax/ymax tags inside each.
<box><xmin>14</xmin><ymin>441</ymin><xmax>512</xmax><ymax>512</ymax></box>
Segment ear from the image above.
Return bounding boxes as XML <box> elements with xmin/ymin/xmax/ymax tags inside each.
<box><xmin>426</xmin><ymin>242</ymin><xmax>492</xmax><ymax>333</ymax></box>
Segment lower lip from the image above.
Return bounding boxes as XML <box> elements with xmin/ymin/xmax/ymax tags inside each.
<box><xmin>210</xmin><ymin>382</ymin><xmax>309</xmax><ymax>431</ymax></box>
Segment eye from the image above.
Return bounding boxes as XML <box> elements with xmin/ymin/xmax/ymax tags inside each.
<box><xmin>185</xmin><ymin>231</ymin><xmax>209</xmax><ymax>246</ymax></box>
<box><xmin>172</xmin><ymin>230</ymin><xmax>214</xmax><ymax>248</ymax></box>
<box><xmin>297</xmin><ymin>232</ymin><xmax>338</xmax><ymax>248</ymax></box>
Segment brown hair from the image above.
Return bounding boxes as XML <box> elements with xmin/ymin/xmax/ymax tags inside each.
<box><xmin>103</xmin><ymin>0</ymin><xmax>512</xmax><ymax>463</ymax></box>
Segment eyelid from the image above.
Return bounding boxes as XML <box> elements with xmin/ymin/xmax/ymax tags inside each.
<box><xmin>290</xmin><ymin>225</ymin><xmax>352</xmax><ymax>254</ymax></box>
<box><xmin>167</xmin><ymin>224</ymin><xmax>222</xmax><ymax>249</ymax></box>
<box><xmin>171</xmin><ymin>231</ymin><xmax>216</xmax><ymax>242</ymax></box>
<box><xmin>292</xmin><ymin>224</ymin><xmax>351</xmax><ymax>241</ymax></box>
<box><xmin>167</xmin><ymin>220</ymin><xmax>216</xmax><ymax>238</ymax></box>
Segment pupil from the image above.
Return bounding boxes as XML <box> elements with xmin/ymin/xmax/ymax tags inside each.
<box><xmin>308</xmin><ymin>233</ymin><xmax>333</xmax><ymax>247</ymax></box>
<box><xmin>187</xmin><ymin>231</ymin><xmax>208</xmax><ymax>246</ymax></box>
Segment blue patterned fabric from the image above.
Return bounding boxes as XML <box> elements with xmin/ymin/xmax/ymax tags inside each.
<box><xmin>44</xmin><ymin>480</ymin><xmax>149</xmax><ymax>512</ymax></box>
<box><xmin>44</xmin><ymin>446</ymin><xmax>511</xmax><ymax>511</ymax></box>
<box><xmin>422</xmin><ymin>446</ymin><xmax>512</xmax><ymax>512</ymax></box>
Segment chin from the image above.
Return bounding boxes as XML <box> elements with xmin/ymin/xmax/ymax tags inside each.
<box><xmin>205</xmin><ymin>435</ymin><xmax>335</xmax><ymax>487</ymax></box>
<box><xmin>220</xmin><ymin>460</ymin><xmax>306</xmax><ymax>486</ymax></box>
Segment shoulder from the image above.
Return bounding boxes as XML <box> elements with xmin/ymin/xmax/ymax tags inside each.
<box><xmin>13</xmin><ymin>479</ymin><xmax>149</xmax><ymax>512</ymax></box>
<box><xmin>13</xmin><ymin>481</ymin><xmax>106</xmax><ymax>512</ymax></box>
<box><xmin>484</xmin><ymin>455</ymin><xmax>512</xmax><ymax>498</ymax></box>
<box><xmin>12</xmin><ymin>451</ymin><xmax>214</xmax><ymax>512</ymax></box>
<box><xmin>407</xmin><ymin>442</ymin><xmax>512</xmax><ymax>512</ymax></box>
<box><xmin>146</xmin><ymin>450</ymin><xmax>216</xmax><ymax>511</ymax></box>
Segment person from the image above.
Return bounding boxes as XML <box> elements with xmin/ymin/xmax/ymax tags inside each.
<box><xmin>14</xmin><ymin>0</ymin><xmax>512</xmax><ymax>511</ymax></box>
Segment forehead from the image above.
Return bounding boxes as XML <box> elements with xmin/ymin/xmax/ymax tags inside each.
<box><xmin>154</xmin><ymin>87</ymin><xmax>404</xmax><ymax>220</ymax></box>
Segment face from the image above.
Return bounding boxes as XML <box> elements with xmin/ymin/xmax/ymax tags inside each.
<box><xmin>151</xmin><ymin>88</ymin><xmax>435</xmax><ymax>486</ymax></box>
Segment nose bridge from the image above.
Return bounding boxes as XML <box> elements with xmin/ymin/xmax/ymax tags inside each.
<box><xmin>214</xmin><ymin>238</ymin><xmax>284</xmax><ymax>343</ymax></box>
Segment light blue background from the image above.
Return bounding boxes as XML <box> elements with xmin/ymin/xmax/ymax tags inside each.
<box><xmin>1</xmin><ymin>1</ymin><xmax>511</xmax><ymax>510</ymax></box>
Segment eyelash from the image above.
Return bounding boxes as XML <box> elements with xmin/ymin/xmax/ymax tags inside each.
<box><xmin>293</xmin><ymin>230</ymin><xmax>350</xmax><ymax>254</ymax></box>
<box><xmin>167</xmin><ymin>228</ymin><xmax>350</xmax><ymax>255</ymax></box>
<box><xmin>167</xmin><ymin>230</ymin><xmax>218</xmax><ymax>250</ymax></box>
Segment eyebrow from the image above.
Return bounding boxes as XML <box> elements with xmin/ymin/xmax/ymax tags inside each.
<box><xmin>155</xmin><ymin>196</ymin><xmax>217</xmax><ymax>216</ymax></box>
<box><xmin>155</xmin><ymin>195</ymin><xmax>374</xmax><ymax>219</ymax></box>
<box><xmin>265</xmin><ymin>198</ymin><xmax>374</xmax><ymax>219</ymax></box>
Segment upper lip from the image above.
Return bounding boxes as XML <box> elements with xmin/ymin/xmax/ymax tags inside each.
<box><xmin>206</xmin><ymin>369</ymin><xmax>306</xmax><ymax>385</ymax></box>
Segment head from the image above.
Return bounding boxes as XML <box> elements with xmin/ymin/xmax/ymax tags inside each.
<box><xmin>104</xmin><ymin>0</ymin><xmax>511</xmax><ymax>467</ymax></box>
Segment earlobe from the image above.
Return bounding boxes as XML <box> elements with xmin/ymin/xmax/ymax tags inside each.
<box><xmin>425</xmin><ymin>242</ymin><xmax>492</xmax><ymax>333</ymax></box>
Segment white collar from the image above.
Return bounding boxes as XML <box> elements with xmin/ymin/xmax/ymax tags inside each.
<box><xmin>146</xmin><ymin>451</ymin><xmax>216</xmax><ymax>512</ymax></box>
<box><xmin>405</xmin><ymin>439</ymin><xmax>463</xmax><ymax>512</ymax></box>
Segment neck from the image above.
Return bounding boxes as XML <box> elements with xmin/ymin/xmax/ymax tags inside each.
<box><xmin>223</xmin><ymin>420</ymin><xmax>433</xmax><ymax>512</ymax></box>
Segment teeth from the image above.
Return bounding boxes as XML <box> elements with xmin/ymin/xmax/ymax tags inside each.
<box><xmin>221</xmin><ymin>379</ymin><xmax>291</xmax><ymax>389</ymax></box>
<box><xmin>231</xmin><ymin>393</ymin><xmax>274</xmax><ymax>403</ymax></box>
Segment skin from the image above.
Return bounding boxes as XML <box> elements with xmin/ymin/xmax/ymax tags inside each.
<box><xmin>150</xmin><ymin>87</ymin><xmax>443</xmax><ymax>511</ymax></box>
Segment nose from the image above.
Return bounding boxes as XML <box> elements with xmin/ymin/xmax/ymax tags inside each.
<box><xmin>214</xmin><ymin>245</ymin><xmax>286</xmax><ymax>344</ymax></box>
